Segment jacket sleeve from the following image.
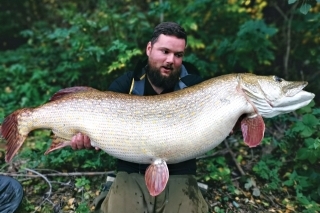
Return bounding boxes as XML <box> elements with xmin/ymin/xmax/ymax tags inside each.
<box><xmin>107</xmin><ymin>71</ymin><xmax>134</xmax><ymax>93</ymax></box>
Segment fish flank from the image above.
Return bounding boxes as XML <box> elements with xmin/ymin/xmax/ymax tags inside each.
<box><xmin>0</xmin><ymin>73</ymin><xmax>315</xmax><ymax>164</ymax></box>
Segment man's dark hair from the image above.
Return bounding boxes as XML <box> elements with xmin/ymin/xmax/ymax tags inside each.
<box><xmin>150</xmin><ymin>22</ymin><xmax>187</xmax><ymax>46</ymax></box>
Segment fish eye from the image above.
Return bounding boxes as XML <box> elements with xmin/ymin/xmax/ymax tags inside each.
<box><xmin>274</xmin><ymin>76</ymin><xmax>283</xmax><ymax>82</ymax></box>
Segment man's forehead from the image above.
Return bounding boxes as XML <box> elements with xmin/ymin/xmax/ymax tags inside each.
<box><xmin>154</xmin><ymin>34</ymin><xmax>186</xmax><ymax>51</ymax></box>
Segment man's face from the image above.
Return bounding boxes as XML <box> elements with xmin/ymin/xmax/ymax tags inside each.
<box><xmin>146</xmin><ymin>34</ymin><xmax>186</xmax><ymax>89</ymax></box>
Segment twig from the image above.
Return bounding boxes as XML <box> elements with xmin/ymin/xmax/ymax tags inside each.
<box><xmin>50</xmin><ymin>180</ymin><xmax>73</xmax><ymax>186</ymax></box>
<box><xmin>159</xmin><ymin>0</ymin><xmax>164</xmax><ymax>23</ymax></box>
<box><xmin>284</xmin><ymin>9</ymin><xmax>294</xmax><ymax>79</ymax></box>
<box><xmin>261</xmin><ymin>191</ymin><xmax>276</xmax><ymax>207</ymax></box>
<box><xmin>273</xmin><ymin>3</ymin><xmax>288</xmax><ymax>21</ymax></box>
<box><xmin>32</xmin><ymin>168</ymin><xmax>62</xmax><ymax>173</ymax></box>
<box><xmin>224</xmin><ymin>140</ymin><xmax>245</xmax><ymax>176</ymax></box>
<box><xmin>0</xmin><ymin>171</ymin><xmax>114</xmax><ymax>177</ymax></box>
<box><xmin>196</xmin><ymin>148</ymin><xmax>229</xmax><ymax>160</ymax></box>
<box><xmin>0</xmin><ymin>163</ymin><xmax>9</xmax><ymax>171</ymax></box>
<box><xmin>273</xmin><ymin>2</ymin><xmax>298</xmax><ymax>79</ymax></box>
<box><xmin>24</xmin><ymin>168</ymin><xmax>52</xmax><ymax>200</ymax></box>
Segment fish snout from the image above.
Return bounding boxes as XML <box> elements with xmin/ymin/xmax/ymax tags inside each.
<box><xmin>273</xmin><ymin>90</ymin><xmax>315</xmax><ymax>108</ymax></box>
<box><xmin>262</xmin><ymin>90</ymin><xmax>315</xmax><ymax>118</ymax></box>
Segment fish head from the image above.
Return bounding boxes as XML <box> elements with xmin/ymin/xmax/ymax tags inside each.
<box><xmin>239</xmin><ymin>73</ymin><xmax>315</xmax><ymax>118</ymax></box>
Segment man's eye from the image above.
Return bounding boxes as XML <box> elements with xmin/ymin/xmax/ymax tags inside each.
<box><xmin>162</xmin><ymin>50</ymin><xmax>168</xmax><ymax>54</ymax></box>
<box><xmin>176</xmin><ymin>54</ymin><xmax>183</xmax><ymax>58</ymax></box>
<box><xmin>274</xmin><ymin>75</ymin><xmax>283</xmax><ymax>82</ymax></box>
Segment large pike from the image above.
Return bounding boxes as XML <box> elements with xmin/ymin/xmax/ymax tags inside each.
<box><xmin>0</xmin><ymin>73</ymin><xmax>315</xmax><ymax>196</ymax></box>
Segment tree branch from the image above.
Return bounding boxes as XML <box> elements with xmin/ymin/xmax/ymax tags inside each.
<box><xmin>0</xmin><ymin>171</ymin><xmax>115</xmax><ymax>177</ymax></box>
<box><xmin>24</xmin><ymin>168</ymin><xmax>52</xmax><ymax>200</ymax></box>
<box><xmin>196</xmin><ymin>148</ymin><xmax>229</xmax><ymax>160</ymax></box>
<box><xmin>273</xmin><ymin>2</ymin><xmax>298</xmax><ymax>78</ymax></box>
<box><xmin>224</xmin><ymin>140</ymin><xmax>245</xmax><ymax>176</ymax></box>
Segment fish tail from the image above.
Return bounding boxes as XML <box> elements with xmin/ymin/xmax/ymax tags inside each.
<box><xmin>1</xmin><ymin>108</ymin><xmax>33</xmax><ymax>162</ymax></box>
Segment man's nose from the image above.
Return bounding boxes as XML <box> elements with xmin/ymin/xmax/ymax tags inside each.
<box><xmin>165</xmin><ymin>53</ymin><xmax>174</xmax><ymax>64</ymax></box>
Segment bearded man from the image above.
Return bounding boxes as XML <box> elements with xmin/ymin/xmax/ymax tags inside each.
<box><xmin>71</xmin><ymin>22</ymin><xmax>209</xmax><ymax>213</ymax></box>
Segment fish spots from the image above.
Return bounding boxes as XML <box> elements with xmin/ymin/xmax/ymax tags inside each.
<box><xmin>141</xmin><ymin>148</ymin><xmax>148</xmax><ymax>154</ymax></box>
<box><xmin>220</xmin><ymin>98</ymin><xmax>230</xmax><ymax>104</ymax></box>
<box><xmin>179</xmin><ymin>114</ymin><xmax>185</xmax><ymax>118</ymax></box>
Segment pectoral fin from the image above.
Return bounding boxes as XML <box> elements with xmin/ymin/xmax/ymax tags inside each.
<box><xmin>241</xmin><ymin>114</ymin><xmax>265</xmax><ymax>147</ymax></box>
<box><xmin>145</xmin><ymin>159</ymin><xmax>169</xmax><ymax>196</ymax></box>
<box><xmin>44</xmin><ymin>136</ymin><xmax>71</xmax><ymax>154</ymax></box>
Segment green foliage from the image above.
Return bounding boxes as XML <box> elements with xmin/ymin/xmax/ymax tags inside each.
<box><xmin>105</xmin><ymin>40</ymin><xmax>142</xmax><ymax>74</ymax></box>
<box><xmin>287</xmin><ymin>103</ymin><xmax>320</xmax><ymax>209</ymax></box>
<box><xmin>251</xmin><ymin>102</ymin><xmax>320</xmax><ymax>212</ymax></box>
<box><xmin>202</xmin><ymin>156</ymin><xmax>231</xmax><ymax>182</ymax></box>
<box><xmin>216</xmin><ymin>20</ymin><xmax>277</xmax><ymax>71</ymax></box>
<box><xmin>75</xmin><ymin>177</ymin><xmax>91</xmax><ymax>190</ymax></box>
<box><xmin>197</xmin><ymin>152</ymin><xmax>238</xmax><ymax>199</ymax></box>
<box><xmin>16</xmin><ymin>133</ymin><xmax>116</xmax><ymax>171</ymax></box>
<box><xmin>197</xmin><ymin>103</ymin><xmax>320</xmax><ymax>212</ymax></box>
<box><xmin>289</xmin><ymin>0</ymin><xmax>320</xmax><ymax>14</ymax></box>
<box><xmin>17</xmin><ymin>199</ymin><xmax>36</xmax><ymax>212</ymax></box>
<box><xmin>253</xmin><ymin>155</ymin><xmax>283</xmax><ymax>190</ymax></box>
<box><xmin>74</xmin><ymin>177</ymin><xmax>92</xmax><ymax>212</ymax></box>
<box><xmin>244</xmin><ymin>178</ymin><xmax>260</xmax><ymax>197</ymax></box>
<box><xmin>75</xmin><ymin>203</ymin><xmax>91</xmax><ymax>213</ymax></box>
<box><xmin>0</xmin><ymin>0</ymin><xmax>149</xmax><ymax>121</ymax></box>
<box><xmin>1</xmin><ymin>0</ymin><xmax>320</xmax><ymax>212</ymax></box>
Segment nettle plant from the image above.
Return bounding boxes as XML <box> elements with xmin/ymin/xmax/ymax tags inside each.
<box><xmin>285</xmin><ymin>102</ymin><xmax>320</xmax><ymax>212</ymax></box>
<box><xmin>254</xmin><ymin>101</ymin><xmax>320</xmax><ymax>212</ymax></box>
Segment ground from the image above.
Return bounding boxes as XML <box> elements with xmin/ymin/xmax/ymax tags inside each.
<box><xmin>0</xmin><ymin>138</ymin><xmax>301</xmax><ymax>213</ymax></box>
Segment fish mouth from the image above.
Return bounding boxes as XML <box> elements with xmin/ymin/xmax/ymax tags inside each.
<box><xmin>271</xmin><ymin>82</ymin><xmax>314</xmax><ymax>108</ymax></box>
<box><xmin>272</xmin><ymin>90</ymin><xmax>315</xmax><ymax>109</ymax></box>
<box><xmin>263</xmin><ymin>90</ymin><xmax>315</xmax><ymax>118</ymax></box>
<box><xmin>255</xmin><ymin>79</ymin><xmax>315</xmax><ymax>118</ymax></box>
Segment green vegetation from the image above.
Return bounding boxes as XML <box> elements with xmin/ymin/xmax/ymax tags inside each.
<box><xmin>0</xmin><ymin>0</ymin><xmax>319</xmax><ymax>212</ymax></box>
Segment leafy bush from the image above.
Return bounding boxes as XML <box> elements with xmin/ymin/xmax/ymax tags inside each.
<box><xmin>15</xmin><ymin>130</ymin><xmax>116</xmax><ymax>171</ymax></box>
<box><xmin>251</xmin><ymin>102</ymin><xmax>320</xmax><ymax>212</ymax></box>
<box><xmin>1</xmin><ymin>0</ymin><xmax>320</xmax><ymax>212</ymax></box>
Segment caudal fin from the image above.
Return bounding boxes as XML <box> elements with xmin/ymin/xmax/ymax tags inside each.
<box><xmin>1</xmin><ymin>109</ymin><xmax>32</xmax><ymax>162</ymax></box>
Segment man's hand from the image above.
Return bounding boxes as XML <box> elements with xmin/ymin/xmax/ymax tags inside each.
<box><xmin>70</xmin><ymin>133</ymin><xmax>93</xmax><ymax>150</ymax></box>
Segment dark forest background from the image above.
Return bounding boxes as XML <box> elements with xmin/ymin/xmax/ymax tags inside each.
<box><xmin>0</xmin><ymin>1</ymin><xmax>319</xmax><ymax>212</ymax></box>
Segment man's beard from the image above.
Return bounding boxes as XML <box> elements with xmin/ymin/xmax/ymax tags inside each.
<box><xmin>146</xmin><ymin>63</ymin><xmax>181</xmax><ymax>90</ymax></box>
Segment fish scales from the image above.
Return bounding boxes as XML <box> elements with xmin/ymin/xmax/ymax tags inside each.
<box><xmin>1</xmin><ymin>73</ymin><xmax>315</xmax><ymax>196</ymax></box>
<box><xmin>8</xmin><ymin>75</ymin><xmax>248</xmax><ymax>164</ymax></box>
<box><xmin>2</xmin><ymin>73</ymin><xmax>315</xmax><ymax>165</ymax></box>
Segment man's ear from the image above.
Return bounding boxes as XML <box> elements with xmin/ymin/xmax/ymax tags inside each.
<box><xmin>146</xmin><ymin>41</ymin><xmax>152</xmax><ymax>56</ymax></box>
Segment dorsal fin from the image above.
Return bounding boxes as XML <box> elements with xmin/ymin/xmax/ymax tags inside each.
<box><xmin>50</xmin><ymin>86</ymin><xmax>98</xmax><ymax>101</ymax></box>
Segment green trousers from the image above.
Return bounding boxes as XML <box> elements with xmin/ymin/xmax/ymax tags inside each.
<box><xmin>95</xmin><ymin>172</ymin><xmax>208</xmax><ymax>213</ymax></box>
